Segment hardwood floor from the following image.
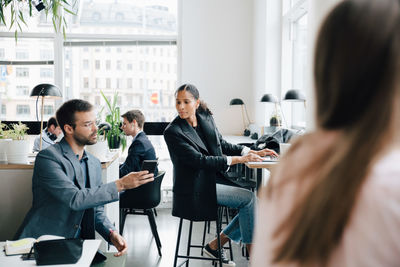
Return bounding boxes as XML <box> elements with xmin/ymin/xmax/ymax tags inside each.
<box><xmin>121</xmin><ymin>208</ymin><xmax>250</xmax><ymax>267</ymax></box>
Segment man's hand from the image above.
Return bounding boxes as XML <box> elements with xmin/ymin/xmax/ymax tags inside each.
<box><xmin>250</xmin><ymin>148</ymin><xmax>279</xmax><ymax>158</ymax></box>
<box><xmin>115</xmin><ymin>171</ymin><xmax>154</xmax><ymax>192</ymax></box>
<box><xmin>110</xmin><ymin>231</ymin><xmax>127</xmax><ymax>256</ymax></box>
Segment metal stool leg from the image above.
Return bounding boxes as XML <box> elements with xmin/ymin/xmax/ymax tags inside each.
<box><xmin>185</xmin><ymin>221</ymin><xmax>193</xmax><ymax>267</ymax></box>
<box><xmin>216</xmin><ymin>212</ymin><xmax>223</xmax><ymax>267</ymax></box>
<box><xmin>201</xmin><ymin>221</ymin><xmax>208</xmax><ymax>256</ymax></box>
<box><xmin>173</xmin><ymin>218</ymin><xmax>183</xmax><ymax>267</ymax></box>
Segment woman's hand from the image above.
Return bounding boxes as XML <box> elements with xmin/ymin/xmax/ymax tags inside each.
<box><xmin>250</xmin><ymin>148</ymin><xmax>279</xmax><ymax>158</ymax></box>
<box><xmin>240</xmin><ymin>152</ymin><xmax>263</xmax><ymax>163</ymax></box>
<box><xmin>110</xmin><ymin>231</ymin><xmax>128</xmax><ymax>256</ymax></box>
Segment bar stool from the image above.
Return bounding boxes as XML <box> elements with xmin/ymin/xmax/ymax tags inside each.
<box><xmin>173</xmin><ymin>213</ymin><xmax>224</xmax><ymax>267</ymax></box>
<box><xmin>201</xmin><ymin>206</ymin><xmax>234</xmax><ymax>261</ymax></box>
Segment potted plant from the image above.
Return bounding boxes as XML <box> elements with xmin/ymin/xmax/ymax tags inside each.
<box><xmin>0</xmin><ymin>121</ymin><xmax>12</xmax><ymax>163</ymax></box>
<box><xmin>0</xmin><ymin>0</ymin><xmax>76</xmax><ymax>39</ymax></box>
<box><xmin>100</xmin><ymin>91</ymin><xmax>126</xmax><ymax>151</ymax></box>
<box><xmin>4</xmin><ymin>121</ymin><xmax>30</xmax><ymax>164</ymax></box>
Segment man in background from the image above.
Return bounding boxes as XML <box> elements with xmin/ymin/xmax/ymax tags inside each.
<box><xmin>33</xmin><ymin>116</ymin><xmax>63</xmax><ymax>152</ymax></box>
<box><xmin>119</xmin><ymin>110</ymin><xmax>158</xmax><ymax>177</ymax></box>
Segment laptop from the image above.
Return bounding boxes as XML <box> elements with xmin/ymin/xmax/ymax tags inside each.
<box><xmin>262</xmin><ymin>156</ymin><xmax>279</xmax><ymax>162</ymax></box>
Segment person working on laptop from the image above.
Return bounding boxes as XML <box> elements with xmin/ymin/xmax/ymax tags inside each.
<box><xmin>164</xmin><ymin>84</ymin><xmax>277</xmax><ymax>266</ymax></box>
<box><xmin>32</xmin><ymin>116</ymin><xmax>63</xmax><ymax>152</ymax></box>
<box><xmin>15</xmin><ymin>99</ymin><xmax>154</xmax><ymax>257</ymax></box>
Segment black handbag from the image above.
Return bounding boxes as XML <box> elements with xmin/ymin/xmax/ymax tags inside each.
<box><xmin>33</xmin><ymin>238</ymin><xmax>84</xmax><ymax>265</ymax></box>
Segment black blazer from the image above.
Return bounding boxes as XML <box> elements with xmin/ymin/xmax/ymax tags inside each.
<box><xmin>119</xmin><ymin>131</ymin><xmax>157</xmax><ymax>177</ymax></box>
<box><xmin>163</xmin><ymin>112</ymin><xmax>243</xmax><ymax>221</ymax></box>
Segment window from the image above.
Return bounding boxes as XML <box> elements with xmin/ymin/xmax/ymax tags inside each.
<box><xmin>127</xmin><ymin>62</ymin><xmax>133</xmax><ymax>70</ymax></box>
<box><xmin>281</xmin><ymin>0</ymin><xmax>308</xmax><ymax>129</ymax></box>
<box><xmin>106</xmin><ymin>60</ymin><xmax>111</xmax><ymax>70</ymax></box>
<box><xmin>95</xmin><ymin>95</ymin><xmax>100</xmax><ymax>105</ymax></box>
<box><xmin>16</xmin><ymin>105</ymin><xmax>30</xmax><ymax>115</ymax></box>
<box><xmin>116</xmin><ymin>60</ymin><xmax>122</xmax><ymax>70</ymax></box>
<box><xmin>95</xmin><ymin>78</ymin><xmax>100</xmax><ymax>89</ymax></box>
<box><xmin>44</xmin><ymin>105</ymin><xmax>54</xmax><ymax>115</ymax></box>
<box><xmin>95</xmin><ymin>60</ymin><xmax>100</xmax><ymax>70</ymax></box>
<box><xmin>16</xmin><ymin>49</ymin><xmax>29</xmax><ymax>60</ymax></box>
<box><xmin>0</xmin><ymin>48</ymin><xmax>4</xmax><ymax>59</ymax></box>
<box><xmin>16</xmin><ymin>86</ymin><xmax>29</xmax><ymax>96</ymax></box>
<box><xmin>127</xmin><ymin>78</ymin><xmax>133</xmax><ymax>89</ymax></box>
<box><xmin>16</xmin><ymin>68</ymin><xmax>29</xmax><ymax>77</ymax></box>
<box><xmin>40</xmin><ymin>68</ymin><xmax>54</xmax><ymax>78</ymax></box>
<box><xmin>1</xmin><ymin>104</ymin><xmax>5</xmax><ymax>115</ymax></box>
<box><xmin>83</xmin><ymin>59</ymin><xmax>89</xmax><ymax>69</ymax></box>
<box><xmin>106</xmin><ymin>78</ymin><xmax>111</xmax><ymax>88</ymax></box>
<box><xmin>40</xmin><ymin>49</ymin><xmax>53</xmax><ymax>60</ymax></box>
<box><xmin>83</xmin><ymin>77</ymin><xmax>89</xmax><ymax>88</ymax></box>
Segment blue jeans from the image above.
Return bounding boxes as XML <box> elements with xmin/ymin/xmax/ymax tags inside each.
<box><xmin>216</xmin><ymin>184</ymin><xmax>255</xmax><ymax>244</ymax></box>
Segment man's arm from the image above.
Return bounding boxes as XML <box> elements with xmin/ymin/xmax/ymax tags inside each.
<box><xmin>119</xmin><ymin>142</ymin><xmax>145</xmax><ymax>177</ymax></box>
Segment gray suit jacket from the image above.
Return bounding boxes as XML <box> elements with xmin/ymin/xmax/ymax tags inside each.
<box><xmin>15</xmin><ymin>138</ymin><xmax>119</xmax><ymax>241</ymax></box>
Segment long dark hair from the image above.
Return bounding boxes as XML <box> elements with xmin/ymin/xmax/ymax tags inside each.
<box><xmin>271</xmin><ymin>0</ymin><xmax>400</xmax><ymax>264</ymax></box>
<box><xmin>175</xmin><ymin>83</ymin><xmax>213</xmax><ymax>115</ymax></box>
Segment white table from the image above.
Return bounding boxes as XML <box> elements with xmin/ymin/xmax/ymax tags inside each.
<box><xmin>223</xmin><ymin>135</ymin><xmax>254</xmax><ymax>145</ymax></box>
<box><xmin>0</xmin><ymin>239</ymin><xmax>100</xmax><ymax>267</ymax></box>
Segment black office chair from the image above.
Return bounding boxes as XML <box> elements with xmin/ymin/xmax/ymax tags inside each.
<box><xmin>119</xmin><ymin>171</ymin><xmax>165</xmax><ymax>257</ymax></box>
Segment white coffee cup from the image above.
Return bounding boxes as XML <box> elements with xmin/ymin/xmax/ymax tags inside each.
<box><xmin>279</xmin><ymin>143</ymin><xmax>291</xmax><ymax>156</ymax></box>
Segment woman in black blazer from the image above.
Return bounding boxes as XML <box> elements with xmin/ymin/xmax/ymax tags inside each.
<box><xmin>164</xmin><ymin>84</ymin><xmax>277</xmax><ymax>265</ymax></box>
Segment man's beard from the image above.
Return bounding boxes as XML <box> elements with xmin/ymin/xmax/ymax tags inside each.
<box><xmin>73</xmin><ymin>131</ymin><xmax>97</xmax><ymax>146</ymax></box>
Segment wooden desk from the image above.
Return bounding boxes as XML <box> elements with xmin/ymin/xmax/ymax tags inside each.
<box><xmin>0</xmin><ymin>153</ymin><xmax>119</xmax><ymax>242</ymax></box>
<box><xmin>0</xmin><ymin>239</ymin><xmax>100</xmax><ymax>267</ymax></box>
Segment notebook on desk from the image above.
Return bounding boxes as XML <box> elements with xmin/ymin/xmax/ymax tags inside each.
<box><xmin>262</xmin><ymin>156</ymin><xmax>279</xmax><ymax>162</ymax></box>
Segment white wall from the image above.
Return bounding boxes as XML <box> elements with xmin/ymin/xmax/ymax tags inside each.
<box><xmin>306</xmin><ymin>0</ymin><xmax>341</xmax><ymax>130</ymax></box>
<box><xmin>180</xmin><ymin>0</ymin><xmax>255</xmax><ymax>135</ymax></box>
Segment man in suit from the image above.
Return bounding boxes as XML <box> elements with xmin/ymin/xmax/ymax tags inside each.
<box><xmin>119</xmin><ymin>110</ymin><xmax>157</xmax><ymax>177</ymax></box>
<box><xmin>15</xmin><ymin>99</ymin><xmax>154</xmax><ymax>257</ymax></box>
<box><xmin>32</xmin><ymin>116</ymin><xmax>63</xmax><ymax>152</ymax></box>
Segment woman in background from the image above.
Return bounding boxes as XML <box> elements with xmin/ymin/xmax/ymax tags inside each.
<box><xmin>252</xmin><ymin>0</ymin><xmax>400</xmax><ymax>266</ymax></box>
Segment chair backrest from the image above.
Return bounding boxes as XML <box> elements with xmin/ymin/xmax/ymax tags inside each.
<box><xmin>119</xmin><ymin>171</ymin><xmax>165</xmax><ymax>209</ymax></box>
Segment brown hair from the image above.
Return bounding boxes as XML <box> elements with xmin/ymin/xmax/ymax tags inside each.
<box><xmin>56</xmin><ymin>99</ymin><xmax>93</xmax><ymax>135</ymax></box>
<box><xmin>271</xmin><ymin>0</ymin><xmax>400</xmax><ymax>264</ymax></box>
<box><xmin>121</xmin><ymin>110</ymin><xmax>145</xmax><ymax>128</ymax></box>
<box><xmin>175</xmin><ymin>83</ymin><xmax>213</xmax><ymax>115</ymax></box>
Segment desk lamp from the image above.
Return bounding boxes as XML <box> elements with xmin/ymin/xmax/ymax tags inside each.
<box><xmin>229</xmin><ymin>98</ymin><xmax>251</xmax><ymax>136</ymax></box>
<box><xmin>260</xmin><ymin>94</ymin><xmax>281</xmax><ymax>127</ymax></box>
<box><xmin>283</xmin><ymin>89</ymin><xmax>306</xmax><ymax>128</ymax></box>
<box><xmin>30</xmin><ymin>84</ymin><xmax>62</xmax><ymax>150</ymax></box>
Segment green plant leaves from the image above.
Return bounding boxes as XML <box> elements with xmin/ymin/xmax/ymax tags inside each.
<box><xmin>1</xmin><ymin>0</ymin><xmax>78</xmax><ymax>40</ymax></box>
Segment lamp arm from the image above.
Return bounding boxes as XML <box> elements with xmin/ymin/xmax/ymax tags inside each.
<box><xmin>243</xmin><ymin>104</ymin><xmax>252</xmax><ymax>125</ymax></box>
<box><xmin>278</xmin><ymin>102</ymin><xmax>288</xmax><ymax>129</ymax></box>
<box><xmin>241</xmin><ymin>105</ymin><xmax>246</xmax><ymax>129</ymax></box>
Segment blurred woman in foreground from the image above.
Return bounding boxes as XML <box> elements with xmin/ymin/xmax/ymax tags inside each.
<box><xmin>252</xmin><ymin>0</ymin><xmax>400</xmax><ymax>266</ymax></box>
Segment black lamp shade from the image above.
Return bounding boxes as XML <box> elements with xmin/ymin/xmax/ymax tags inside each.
<box><xmin>283</xmin><ymin>89</ymin><xmax>306</xmax><ymax>102</ymax></box>
<box><xmin>229</xmin><ymin>98</ymin><xmax>244</xmax><ymax>105</ymax></box>
<box><xmin>260</xmin><ymin>94</ymin><xmax>278</xmax><ymax>103</ymax></box>
<box><xmin>30</xmin><ymin>84</ymin><xmax>62</xmax><ymax>98</ymax></box>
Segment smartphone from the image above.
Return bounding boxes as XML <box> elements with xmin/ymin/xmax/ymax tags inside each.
<box><xmin>141</xmin><ymin>160</ymin><xmax>158</xmax><ymax>174</ymax></box>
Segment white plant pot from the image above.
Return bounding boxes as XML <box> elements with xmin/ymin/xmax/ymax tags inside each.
<box><xmin>86</xmin><ymin>140</ymin><xmax>109</xmax><ymax>161</ymax></box>
<box><xmin>6</xmin><ymin>139</ymin><xmax>29</xmax><ymax>164</ymax></box>
<box><xmin>0</xmin><ymin>139</ymin><xmax>12</xmax><ymax>164</ymax></box>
